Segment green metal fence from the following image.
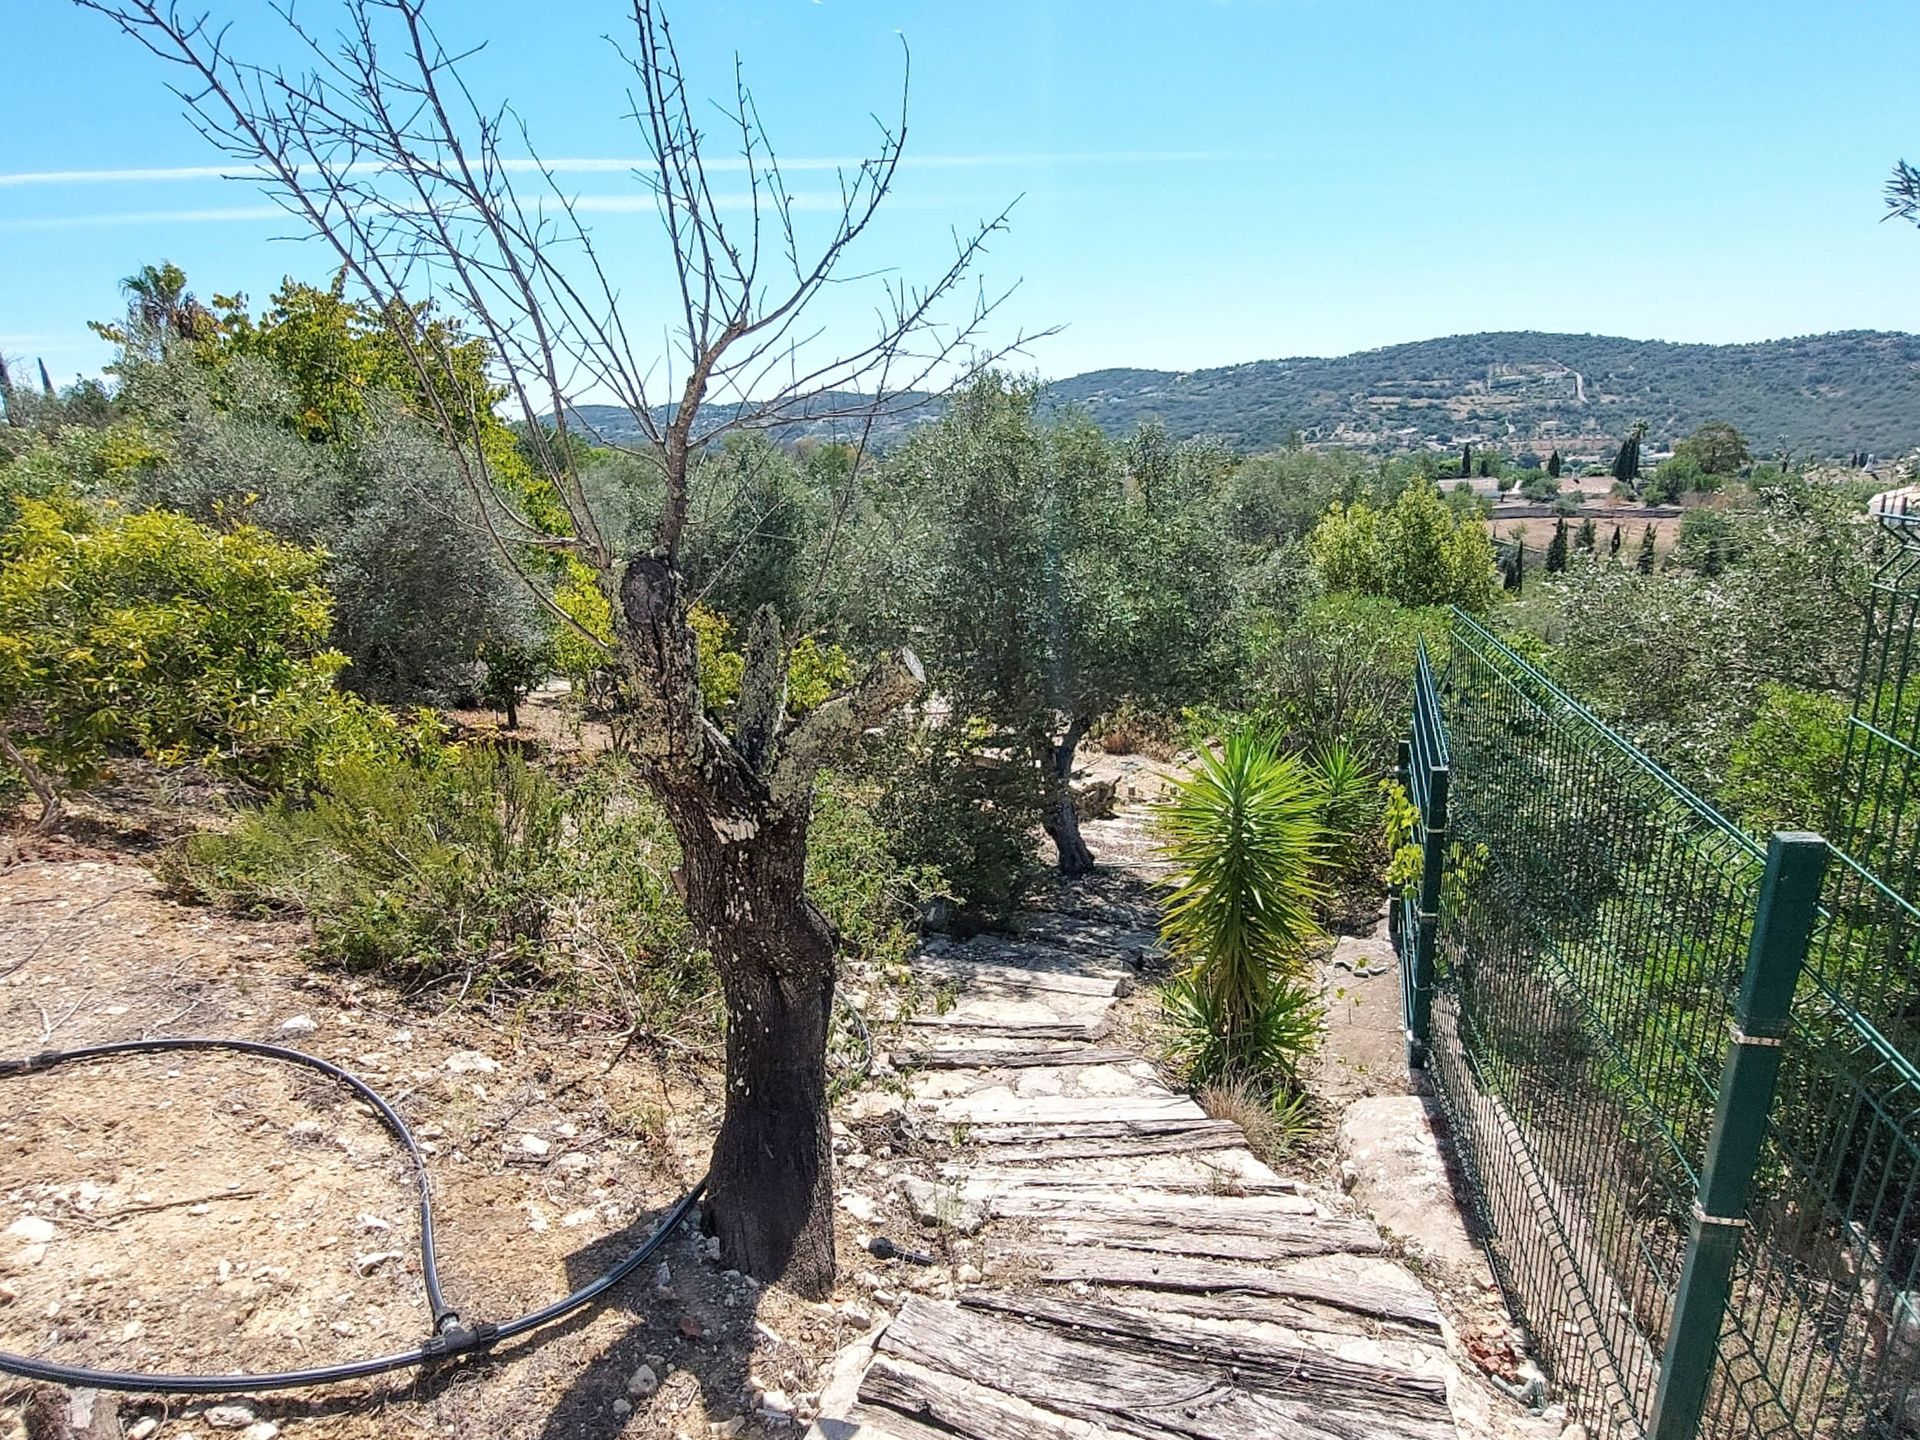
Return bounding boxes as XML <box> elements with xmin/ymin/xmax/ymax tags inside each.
<box><xmin>1400</xmin><ymin>609</ymin><xmax>1920</xmax><ymax>1439</ymax></box>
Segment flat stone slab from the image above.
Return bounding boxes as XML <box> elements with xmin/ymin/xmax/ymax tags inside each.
<box><xmin>1336</xmin><ymin>1095</ymin><xmax>1486</xmax><ymax>1274</ymax></box>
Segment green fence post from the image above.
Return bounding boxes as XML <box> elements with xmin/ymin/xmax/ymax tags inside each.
<box><xmin>1648</xmin><ymin>832</ymin><xmax>1829</xmax><ymax>1440</ymax></box>
<box><xmin>1407</xmin><ymin>756</ymin><xmax>1448</xmax><ymax>1070</ymax></box>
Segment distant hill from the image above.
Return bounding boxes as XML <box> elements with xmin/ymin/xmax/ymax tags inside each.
<box><xmin>571</xmin><ymin>330</ymin><xmax>1920</xmax><ymax>459</ymax></box>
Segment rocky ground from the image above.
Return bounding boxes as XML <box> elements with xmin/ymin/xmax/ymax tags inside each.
<box><xmin>0</xmin><ymin>844</ymin><xmax>882</xmax><ymax>1440</ymax></box>
<box><xmin>1</xmin><ymin>741</ymin><xmax>1576</xmax><ymax>1440</ymax></box>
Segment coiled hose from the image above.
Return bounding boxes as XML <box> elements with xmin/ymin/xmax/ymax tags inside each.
<box><xmin>0</xmin><ymin>1036</ymin><xmax>706</xmax><ymax>1394</ymax></box>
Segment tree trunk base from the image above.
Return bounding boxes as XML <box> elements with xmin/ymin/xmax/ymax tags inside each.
<box><xmin>705</xmin><ymin>956</ymin><xmax>836</xmax><ymax>1299</ymax></box>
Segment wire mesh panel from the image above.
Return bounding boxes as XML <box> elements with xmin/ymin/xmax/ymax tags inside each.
<box><xmin>1427</xmin><ymin>613</ymin><xmax>1768</xmax><ymax>1437</ymax></box>
<box><xmin>1413</xmin><ymin>594</ymin><xmax>1920</xmax><ymax>1439</ymax></box>
<box><xmin>1698</xmin><ymin>505</ymin><xmax>1920</xmax><ymax>1439</ymax></box>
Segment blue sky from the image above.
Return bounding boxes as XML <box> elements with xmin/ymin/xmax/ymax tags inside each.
<box><xmin>6</xmin><ymin>1</ymin><xmax>1920</xmax><ymax>387</ymax></box>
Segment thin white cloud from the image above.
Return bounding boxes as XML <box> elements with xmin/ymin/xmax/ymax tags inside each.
<box><xmin>0</xmin><ymin>164</ymin><xmax>236</xmax><ymax>187</ymax></box>
<box><xmin>0</xmin><ymin>150</ymin><xmax>1262</xmax><ymax>188</ymax></box>
<box><xmin>0</xmin><ymin>189</ymin><xmax>916</xmax><ymax>231</ymax></box>
<box><xmin>0</xmin><ymin>205</ymin><xmax>285</xmax><ymax>231</ymax></box>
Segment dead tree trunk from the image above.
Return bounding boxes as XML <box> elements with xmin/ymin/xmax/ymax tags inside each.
<box><xmin>619</xmin><ymin>560</ymin><xmax>921</xmax><ymax>1297</ymax></box>
<box><xmin>1039</xmin><ymin>717</ymin><xmax>1094</xmax><ymax>878</ymax></box>
<box><xmin>663</xmin><ymin>780</ymin><xmax>837</xmax><ymax>1293</ymax></box>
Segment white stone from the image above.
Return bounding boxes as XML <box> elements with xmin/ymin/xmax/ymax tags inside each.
<box><xmin>277</xmin><ymin>1015</ymin><xmax>317</xmax><ymax>1035</ymax></box>
<box><xmin>5</xmin><ymin>1216</ymin><xmax>54</xmax><ymax>1245</ymax></box>
<box><xmin>444</xmin><ymin>1050</ymin><xmax>499</xmax><ymax>1074</ymax></box>
<box><xmin>837</xmin><ymin>1190</ymin><xmax>878</xmax><ymax>1224</ymax></box>
<box><xmin>519</xmin><ymin>1133</ymin><xmax>551</xmax><ymax>1157</ymax></box>
<box><xmin>353</xmin><ymin>1250</ymin><xmax>404</xmax><ymax>1276</ymax></box>
<box><xmin>243</xmin><ymin>1425</ymin><xmax>281</xmax><ymax>1440</ymax></box>
<box><xmin>896</xmin><ymin>1176</ymin><xmax>985</xmax><ymax>1235</ymax></box>
<box><xmin>1336</xmin><ymin>1095</ymin><xmax>1484</xmax><ymax>1272</ymax></box>
<box><xmin>758</xmin><ymin>1389</ymin><xmax>794</xmax><ymax>1418</ymax></box>
<box><xmin>127</xmin><ymin>1421</ymin><xmax>159</xmax><ymax>1440</ymax></box>
<box><xmin>204</xmin><ymin>1402</ymin><xmax>257</xmax><ymax>1429</ymax></box>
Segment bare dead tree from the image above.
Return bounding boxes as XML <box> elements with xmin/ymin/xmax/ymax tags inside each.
<box><xmin>78</xmin><ymin>0</ymin><xmax>1040</xmax><ymax>1296</ymax></box>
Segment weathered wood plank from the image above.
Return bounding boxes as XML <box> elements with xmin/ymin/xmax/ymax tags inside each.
<box><xmin>878</xmin><ymin>1297</ymin><xmax>1453</xmax><ymax>1440</ymax></box>
<box><xmin>958</xmin><ymin>1290</ymin><xmax>1441</xmax><ymax>1399</ymax></box>
<box><xmin>1090</xmin><ymin>1284</ymin><xmax>1448</xmax><ymax>1342</ymax></box>
<box><xmin>932</xmin><ymin>1094</ymin><xmax>1203</xmax><ymax>1126</ymax></box>
<box><xmin>914</xmin><ymin>954</ymin><xmax>1129</xmax><ymax>998</ymax></box>
<box><xmin>904</xmin><ymin>1015</ymin><xmax>1108</xmax><ymax>1041</ymax></box>
<box><xmin>961</xmin><ymin>1133</ymin><xmax>1244</xmax><ymax>1163</ymax></box>
<box><xmin>937</xmin><ymin>935</ymin><xmax>1138</xmax><ymax>980</ymax></box>
<box><xmin>1028</xmin><ymin>1214</ymin><xmax>1381</xmax><ymax>1264</ymax></box>
<box><xmin>953</xmin><ymin>1164</ymin><xmax>1306</xmax><ymax>1198</ymax></box>
<box><xmin>859</xmin><ymin>1355</ymin><xmax>1129</xmax><ymax>1440</ymax></box>
<box><xmin>840</xmin><ymin>1403</ymin><xmax>973</xmax><ymax>1440</ymax></box>
<box><xmin>981</xmin><ymin>1189</ymin><xmax>1319</xmax><ymax>1225</ymax></box>
<box><xmin>905</xmin><ymin>1045</ymin><xmax>1139</xmax><ymax>1071</ymax></box>
<box><xmin>1029</xmin><ymin>1247</ymin><xmax>1444</xmax><ymax>1331</ymax></box>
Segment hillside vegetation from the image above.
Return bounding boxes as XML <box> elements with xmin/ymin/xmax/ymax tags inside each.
<box><xmin>572</xmin><ymin>330</ymin><xmax>1920</xmax><ymax>460</ymax></box>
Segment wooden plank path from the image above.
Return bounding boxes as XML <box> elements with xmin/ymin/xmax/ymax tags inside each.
<box><xmin>813</xmin><ymin>873</ymin><xmax>1464</xmax><ymax>1440</ymax></box>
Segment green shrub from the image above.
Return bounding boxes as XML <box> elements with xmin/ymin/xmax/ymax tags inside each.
<box><xmin>1154</xmin><ymin>731</ymin><xmax>1326</xmax><ymax>1087</ymax></box>
<box><xmin>1722</xmin><ymin>684</ymin><xmax>1849</xmax><ymax>836</ymax></box>
<box><xmin>1307</xmin><ymin>739</ymin><xmax>1382</xmax><ymax>887</ymax></box>
<box><xmin>167</xmin><ymin>749</ymin><xmax>710</xmax><ymax>1017</ymax></box>
<box><xmin>0</xmin><ymin>493</ymin><xmax>368</xmax><ymax>810</ymax></box>
<box><xmin>1244</xmin><ymin>593</ymin><xmax>1450</xmax><ymax>768</ymax></box>
<box><xmin>808</xmin><ymin>767</ymin><xmax>945</xmax><ymax>968</ymax></box>
<box><xmin>866</xmin><ymin>716</ymin><xmax>1043</xmax><ymax>930</ymax></box>
<box><xmin>1307</xmin><ymin>480</ymin><xmax>1497</xmax><ymax>611</ymax></box>
<box><xmin>1161</xmin><ymin>967</ymin><xmax>1321</xmax><ymax>1090</ymax></box>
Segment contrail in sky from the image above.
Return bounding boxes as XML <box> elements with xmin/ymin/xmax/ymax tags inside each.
<box><xmin>0</xmin><ymin>150</ymin><xmax>1265</xmax><ymax>188</ymax></box>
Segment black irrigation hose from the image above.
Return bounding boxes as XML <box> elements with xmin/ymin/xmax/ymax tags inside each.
<box><xmin>0</xmin><ymin>1036</ymin><xmax>707</xmax><ymax>1395</ymax></box>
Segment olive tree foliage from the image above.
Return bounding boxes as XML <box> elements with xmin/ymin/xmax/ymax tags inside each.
<box><xmin>78</xmin><ymin>0</ymin><xmax>1029</xmax><ymax>1297</ymax></box>
<box><xmin>872</xmin><ymin>379</ymin><xmax>1234</xmax><ymax>876</ymax></box>
<box><xmin>1546</xmin><ymin>477</ymin><xmax>1884</xmax><ymax>794</ymax></box>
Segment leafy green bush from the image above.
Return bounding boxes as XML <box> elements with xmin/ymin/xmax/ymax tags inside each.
<box><xmin>1243</xmin><ymin>593</ymin><xmax>1450</xmax><ymax>768</ymax></box>
<box><xmin>0</xmin><ymin>493</ymin><xmax>377</xmax><ymax>814</ymax></box>
<box><xmin>1307</xmin><ymin>739</ymin><xmax>1383</xmax><ymax>887</ymax></box>
<box><xmin>1307</xmin><ymin>480</ymin><xmax>1497</xmax><ymax>612</ymax></box>
<box><xmin>866</xmin><ymin>716</ymin><xmax>1042</xmax><ymax>931</ymax></box>
<box><xmin>1722</xmin><ymin>684</ymin><xmax>1849</xmax><ymax>835</ymax></box>
<box><xmin>1161</xmin><ymin>967</ymin><xmax>1321</xmax><ymax>1090</ymax></box>
<box><xmin>1154</xmin><ymin>731</ymin><xmax>1326</xmax><ymax>1087</ymax></box>
<box><xmin>808</xmin><ymin>767</ymin><xmax>945</xmax><ymax>967</ymax></box>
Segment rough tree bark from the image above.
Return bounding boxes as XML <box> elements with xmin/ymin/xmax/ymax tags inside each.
<box><xmin>1038</xmin><ymin>717</ymin><xmax>1094</xmax><ymax>878</ymax></box>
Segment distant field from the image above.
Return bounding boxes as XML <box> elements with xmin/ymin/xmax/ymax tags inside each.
<box><xmin>1488</xmin><ymin>503</ymin><xmax>1686</xmax><ymax>563</ymax></box>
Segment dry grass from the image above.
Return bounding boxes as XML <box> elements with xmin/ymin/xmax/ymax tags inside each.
<box><xmin>1198</xmin><ymin>1076</ymin><xmax>1313</xmax><ymax>1166</ymax></box>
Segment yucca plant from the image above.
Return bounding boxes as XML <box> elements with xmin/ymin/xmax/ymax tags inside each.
<box><xmin>1155</xmin><ymin>730</ymin><xmax>1327</xmax><ymax>1083</ymax></box>
<box><xmin>1308</xmin><ymin>739</ymin><xmax>1382</xmax><ymax>885</ymax></box>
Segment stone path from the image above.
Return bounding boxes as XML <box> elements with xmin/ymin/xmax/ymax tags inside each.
<box><xmin>812</xmin><ymin>824</ymin><xmax>1466</xmax><ymax>1440</ymax></box>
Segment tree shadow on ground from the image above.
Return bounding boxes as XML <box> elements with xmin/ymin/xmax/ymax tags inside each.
<box><xmin>533</xmin><ymin>1197</ymin><xmax>765</xmax><ymax>1440</ymax></box>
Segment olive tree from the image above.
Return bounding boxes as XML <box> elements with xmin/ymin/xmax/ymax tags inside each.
<box><xmin>875</xmin><ymin>379</ymin><xmax>1231</xmax><ymax>875</ymax></box>
<box><xmin>82</xmin><ymin>0</ymin><xmax>1028</xmax><ymax>1295</ymax></box>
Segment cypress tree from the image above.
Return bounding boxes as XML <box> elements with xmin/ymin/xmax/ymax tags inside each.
<box><xmin>1504</xmin><ymin>538</ymin><xmax>1524</xmax><ymax>592</ymax></box>
<box><xmin>1637</xmin><ymin>525</ymin><xmax>1657</xmax><ymax>575</ymax></box>
<box><xmin>1477</xmin><ymin>456</ymin><xmax>1492</xmax><ymax>477</ymax></box>
<box><xmin>1461</xmin><ymin>444</ymin><xmax>1473</xmax><ymax>479</ymax></box>
<box><xmin>37</xmin><ymin>359</ymin><xmax>54</xmax><ymax>398</ymax></box>
<box><xmin>1545</xmin><ymin>518</ymin><xmax>1569</xmax><ymax>573</ymax></box>
<box><xmin>1610</xmin><ymin>524</ymin><xmax>1623</xmax><ymax>559</ymax></box>
<box><xmin>1576</xmin><ymin>517</ymin><xmax>1597</xmax><ymax>554</ymax></box>
<box><xmin>1612</xmin><ymin>421</ymin><xmax>1646</xmax><ymax>488</ymax></box>
<box><xmin>1547</xmin><ymin>449</ymin><xmax>1563</xmax><ymax>478</ymax></box>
